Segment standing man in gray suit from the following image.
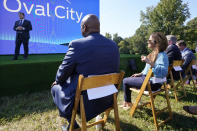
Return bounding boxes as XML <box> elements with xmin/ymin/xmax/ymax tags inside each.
<box><xmin>51</xmin><ymin>14</ymin><xmax>120</xmax><ymax>130</ymax></box>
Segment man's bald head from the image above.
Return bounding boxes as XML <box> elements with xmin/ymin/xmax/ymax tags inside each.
<box><xmin>81</xmin><ymin>14</ymin><xmax>100</xmax><ymax>37</ymax></box>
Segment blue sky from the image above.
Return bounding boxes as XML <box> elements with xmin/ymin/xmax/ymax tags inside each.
<box><xmin>100</xmin><ymin>0</ymin><xmax>197</xmax><ymax>38</ymax></box>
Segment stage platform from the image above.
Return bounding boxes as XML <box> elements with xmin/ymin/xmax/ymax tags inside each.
<box><xmin>0</xmin><ymin>54</ymin><xmax>65</xmax><ymax>97</ymax></box>
<box><xmin>0</xmin><ymin>54</ymin><xmax>65</xmax><ymax>65</ymax></box>
<box><xmin>0</xmin><ymin>54</ymin><xmax>145</xmax><ymax>97</ymax></box>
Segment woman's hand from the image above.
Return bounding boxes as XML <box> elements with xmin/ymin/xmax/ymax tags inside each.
<box><xmin>141</xmin><ymin>55</ymin><xmax>148</xmax><ymax>63</ymax></box>
<box><xmin>51</xmin><ymin>81</ymin><xmax>57</xmax><ymax>87</ymax></box>
<box><xmin>141</xmin><ymin>55</ymin><xmax>154</xmax><ymax>67</ymax></box>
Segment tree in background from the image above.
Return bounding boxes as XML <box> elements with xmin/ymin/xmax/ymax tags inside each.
<box><xmin>105</xmin><ymin>32</ymin><xmax>112</xmax><ymax>40</ymax></box>
<box><xmin>113</xmin><ymin>33</ymin><xmax>123</xmax><ymax>45</ymax></box>
<box><xmin>183</xmin><ymin>17</ymin><xmax>197</xmax><ymax>49</ymax></box>
<box><xmin>141</xmin><ymin>0</ymin><xmax>190</xmax><ymax>36</ymax></box>
<box><xmin>126</xmin><ymin>25</ymin><xmax>149</xmax><ymax>55</ymax></box>
<box><xmin>104</xmin><ymin>0</ymin><xmax>195</xmax><ymax>54</ymax></box>
<box><xmin>118</xmin><ymin>40</ymin><xmax>130</xmax><ymax>54</ymax></box>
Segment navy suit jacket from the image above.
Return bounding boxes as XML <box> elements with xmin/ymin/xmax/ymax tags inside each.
<box><xmin>166</xmin><ymin>44</ymin><xmax>182</xmax><ymax>65</ymax></box>
<box><xmin>13</xmin><ymin>19</ymin><xmax>32</xmax><ymax>39</ymax></box>
<box><xmin>52</xmin><ymin>33</ymin><xmax>120</xmax><ymax>121</ymax></box>
<box><xmin>166</xmin><ymin>44</ymin><xmax>182</xmax><ymax>80</ymax></box>
<box><xmin>181</xmin><ymin>48</ymin><xmax>196</xmax><ymax>71</ymax></box>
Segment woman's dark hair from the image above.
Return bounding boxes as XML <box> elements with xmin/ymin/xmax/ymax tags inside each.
<box><xmin>147</xmin><ymin>32</ymin><xmax>168</xmax><ymax>63</ymax></box>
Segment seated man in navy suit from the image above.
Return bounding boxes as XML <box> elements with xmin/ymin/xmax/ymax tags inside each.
<box><xmin>166</xmin><ymin>35</ymin><xmax>182</xmax><ymax>80</ymax></box>
<box><xmin>51</xmin><ymin>14</ymin><xmax>120</xmax><ymax>130</ymax></box>
<box><xmin>176</xmin><ymin>40</ymin><xmax>196</xmax><ymax>83</ymax></box>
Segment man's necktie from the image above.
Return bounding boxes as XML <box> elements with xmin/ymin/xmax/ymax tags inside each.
<box><xmin>19</xmin><ymin>20</ymin><xmax>22</xmax><ymax>25</ymax></box>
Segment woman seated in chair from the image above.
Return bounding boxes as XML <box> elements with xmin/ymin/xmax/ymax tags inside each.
<box><xmin>120</xmin><ymin>32</ymin><xmax>169</xmax><ymax>109</ymax></box>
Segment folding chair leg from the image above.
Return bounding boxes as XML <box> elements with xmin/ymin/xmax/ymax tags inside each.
<box><xmin>80</xmin><ymin>95</ymin><xmax>87</xmax><ymax>131</ymax></box>
<box><xmin>179</xmin><ymin>73</ymin><xmax>186</xmax><ymax>97</ymax></box>
<box><xmin>147</xmin><ymin>84</ymin><xmax>159</xmax><ymax>131</ymax></box>
<box><xmin>113</xmin><ymin>93</ymin><xmax>120</xmax><ymax>131</ymax></box>
<box><xmin>170</xmin><ymin>71</ymin><xmax>179</xmax><ymax>102</ymax></box>
<box><xmin>102</xmin><ymin>108</ymin><xmax>111</xmax><ymax>127</ymax></box>
<box><xmin>70</xmin><ymin>92</ymin><xmax>81</xmax><ymax>131</ymax></box>
<box><xmin>190</xmin><ymin>69</ymin><xmax>196</xmax><ymax>90</ymax></box>
<box><xmin>173</xmin><ymin>87</ymin><xmax>179</xmax><ymax>102</ymax></box>
<box><xmin>130</xmin><ymin>85</ymin><xmax>147</xmax><ymax>117</ymax></box>
<box><xmin>163</xmin><ymin>83</ymin><xmax>172</xmax><ymax>119</ymax></box>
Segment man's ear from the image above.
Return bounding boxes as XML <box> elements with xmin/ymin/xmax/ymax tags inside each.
<box><xmin>83</xmin><ymin>25</ymin><xmax>87</xmax><ymax>32</ymax></box>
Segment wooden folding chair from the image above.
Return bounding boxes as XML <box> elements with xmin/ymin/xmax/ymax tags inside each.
<box><xmin>183</xmin><ymin>60</ymin><xmax>197</xmax><ymax>90</ymax></box>
<box><xmin>129</xmin><ymin>69</ymin><xmax>172</xmax><ymax>131</ymax></box>
<box><xmin>167</xmin><ymin>60</ymin><xmax>186</xmax><ymax>102</ymax></box>
<box><xmin>69</xmin><ymin>71</ymin><xmax>125</xmax><ymax>131</ymax></box>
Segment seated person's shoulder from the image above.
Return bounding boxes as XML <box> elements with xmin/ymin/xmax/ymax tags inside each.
<box><xmin>158</xmin><ymin>52</ymin><xmax>168</xmax><ymax>60</ymax></box>
<box><xmin>69</xmin><ymin>37</ymin><xmax>87</xmax><ymax>47</ymax></box>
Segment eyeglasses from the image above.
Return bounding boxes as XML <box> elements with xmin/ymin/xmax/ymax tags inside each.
<box><xmin>147</xmin><ymin>40</ymin><xmax>155</xmax><ymax>44</ymax></box>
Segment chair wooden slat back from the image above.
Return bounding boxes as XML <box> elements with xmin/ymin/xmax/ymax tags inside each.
<box><xmin>70</xmin><ymin>71</ymin><xmax>125</xmax><ymax>131</ymax></box>
<box><xmin>185</xmin><ymin>59</ymin><xmax>197</xmax><ymax>74</ymax></box>
<box><xmin>81</xmin><ymin>73</ymin><xmax>122</xmax><ymax>91</ymax></box>
<box><xmin>172</xmin><ymin>60</ymin><xmax>183</xmax><ymax>67</ymax></box>
<box><xmin>168</xmin><ymin>60</ymin><xmax>186</xmax><ymax>102</ymax></box>
<box><xmin>191</xmin><ymin>59</ymin><xmax>197</xmax><ymax>65</ymax></box>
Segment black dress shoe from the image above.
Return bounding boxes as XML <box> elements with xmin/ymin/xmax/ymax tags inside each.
<box><xmin>183</xmin><ymin>106</ymin><xmax>197</xmax><ymax>115</ymax></box>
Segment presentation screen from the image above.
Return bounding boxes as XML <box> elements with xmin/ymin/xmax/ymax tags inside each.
<box><xmin>0</xmin><ymin>0</ymin><xmax>99</xmax><ymax>55</ymax></box>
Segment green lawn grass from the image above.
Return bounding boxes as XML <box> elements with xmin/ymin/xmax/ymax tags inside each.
<box><xmin>0</xmin><ymin>84</ymin><xmax>197</xmax><ymax>131</ymax></box>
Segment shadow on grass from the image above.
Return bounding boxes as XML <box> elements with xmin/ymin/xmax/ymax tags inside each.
<box><xmin>0</xmin><ymin>90</ymin><xmax>56</xmax><ymax>124</ymax></box>
<box><xmin>158</xmin><ymin>112</ymin><xmax>197</xmax><ymax>130</ymax></box>
<box><xmin>106</xmin><ymin>116</ymin><xmax>142</xmax><ymax>131</ymax></box>
<box><xmin>132</xmin><ymin>106</ymin><xmax>197</xmax><ymax>130</ymax></box>
<box><xmin>158</xmin><ymin>87</ymin><xmax>197</xmax><ymax>103</ymax></box>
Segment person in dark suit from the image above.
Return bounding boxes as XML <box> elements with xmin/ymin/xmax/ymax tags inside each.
<box><xmin>176</xmin><ymin>40</ymin><xmax>196</xmax><ymax>71</ymax></box>
<box><xmin>166</xmin><ymin>35</ymin><xmax>182</xmax><ymax>65</ymax></box>
<box><xmin>176</xmin><ymin>40</ymin><xmax>196</xmax><ymax>84</ymax></box>
<box><xmin>13</xmin><ymin>12</ymin><xmax>32</xmax><ymax>60</ymax></box>
<box><xmin>166</xmin><ymin>35</ymin><xmax>182</xmax><ymax>80</ymax></box>
<box><xmin>51</xmin><ymin>14</ymin><xmax>120</xmax><ymax>130</ymax></box>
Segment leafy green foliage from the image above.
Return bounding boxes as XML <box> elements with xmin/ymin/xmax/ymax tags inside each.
<box><xmin>113</xmin><ymin>33</ymin><xmax>123</xmax><ymax>44</ymax></box>
<box><xmin>111</xmin><ymin>0</ymin><xmax>196</xmax><ymax>54</ymax></box>
<box><xmin>118</xmin><ymin>40</ymin><xmax>130</xmax><ymax>54</ymax></box>
<box><xmin>105</xmin><ymin>32</ymin><xmax>112</xmax><ymax>40</ymax></box>
<box><xmin>183</xmin><ymin>17</ymin><xmax>197</xmax><ymax>49</ymax></box>
<box><xmin>141</xmin><ymin>0</ymin><xmax>190</xmax><ymax>35</ymax></box>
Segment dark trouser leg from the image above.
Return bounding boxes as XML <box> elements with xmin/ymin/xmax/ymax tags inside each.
<box><xmin>123</xmin><ymin>76</ymin><xmax>145</xmax><ymax>102</ymax></box>
<box><xmin>14</xmin><ymin>39</ymin><xmax>22</xmax><ymax>58</ymax></box>
<box><xmin>59</xmin><ymin>110</ymin><xmax>79</xmax><ymax>129</ymax></box>
<box><xmin>51</xmin><ymin>85</ymin><xmax>79</xmax><ymax>129</ymax></box>
<box><xmin>23</xmin><ymin>39</ymin><xmax>29</xmax><ymax>58</ymax></box>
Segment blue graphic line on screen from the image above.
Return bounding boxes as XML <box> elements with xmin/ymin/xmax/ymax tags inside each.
<box><xmin>0</xmin><ymin>34</ymin><xmax>77</xmax><ymax>45</ymax></box>
<box><xmin>66</xmin><ymin>0</ymin><xmax>71</xmax><ymax>5</ymax></box>
<box><xmin>3</xmin><ymin>0</ymin><xmax>83</xmax><ymax>23</ymax></box>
